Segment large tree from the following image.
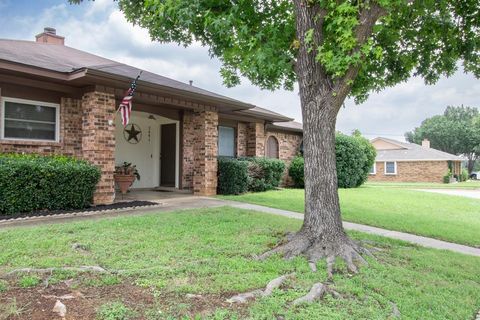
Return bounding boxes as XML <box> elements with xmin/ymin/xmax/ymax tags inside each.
<box><xmin>406</xmin><ymin>106</ymin><xmax>480</xmax><ymax>173</ymax></box>
<box><xmin>72</xmin><ymin>0</ymin><xmax>480</xmax><ymax>276</ymax></box>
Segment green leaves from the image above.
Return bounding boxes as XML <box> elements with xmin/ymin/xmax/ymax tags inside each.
<box><xmin>0</xmin><ymin>154</ymin><xmax>101</xmax><ymax>214</ymax></box>
<box><xmin>71</xmin><ymin>0</ymin><xmax>479</xmax><ymax>102</ymax></box>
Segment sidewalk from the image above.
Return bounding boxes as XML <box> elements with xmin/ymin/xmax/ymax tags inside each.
<box><xmin>224</xmin><ymin>201</ymin><xmax>480</xmax><ymax>257</ymax></box>
<box><xmin>1</xmin><ymin>196</ymin><xmax>479</xmax><ymax>257</ymax></box>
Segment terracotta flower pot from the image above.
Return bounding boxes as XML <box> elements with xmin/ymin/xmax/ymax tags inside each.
<box><xmin>114</xmin><ymin>174</ymin><xmax>136</xmax><ymax>194</ymax></box>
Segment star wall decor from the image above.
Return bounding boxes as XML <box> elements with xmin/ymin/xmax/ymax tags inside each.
<box><xmin>123</xmin><ymin>123</ymin><xmax>142</xmax><ymax>144</ymax></box>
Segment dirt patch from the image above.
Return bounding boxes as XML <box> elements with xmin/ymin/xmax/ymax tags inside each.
<box><xmin>0</xmin><ymin>277</ymin><xmax>249</xmax><ymax>319</ymax></box>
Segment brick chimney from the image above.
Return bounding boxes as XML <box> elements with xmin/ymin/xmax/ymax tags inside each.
<box><xmin>422</xmin><ymin>138</ymin><xmax>430</xmax><ymax>148</ymax></box>
<box><xmin>35</xmin><ymin>27</ymin><xmax>64</xmax><ymax>45</ymax></box>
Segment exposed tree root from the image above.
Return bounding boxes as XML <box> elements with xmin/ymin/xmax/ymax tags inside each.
<box><xmin>292</xmin><ymin>282</ymin><xmax>343</xmax><ymax>305</ymax></box>
<box><xmin>292</xmin><ymin>283</ymin><xmax>327</xmax><ymax>305</ymax></box>
<box><xmin>257</xmin><ymin>231</ymin><xmax>373</xmax><ymax>279</ymax></box>
<box><xmin>389</xmin><ymin>301</ymin><xmax>401</xmax><ymax>318</ymax></box>
<box><xmin>2</xmin><ymin>266</ymin><xmax>108</xmax><ymax>278</ymax></box>
<box><xmin>226</xmin><ymin>273</ymin><xmax>294</xmax><ymax>303</ymax></box>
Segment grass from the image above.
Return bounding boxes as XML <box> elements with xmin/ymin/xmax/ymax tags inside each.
<box><xmin>96</xmin><ymin>302</ymin><xmax>136</xmax><ymax>320</ymax></box>
<box><xmin>220</xmin><ymin>187</ymin><xmax>480</xmax><ymax>247</ymax></box>
<box><xmin>0</xmin><ymin>298</ymin><xmax>28</xmax><ymax>320</ymax></box>
<box><xmin>0</xmin><ymin>207</ymin><xmax>479</xmax><ymax>319</ymax></box>
<box><xmin>18</xmin><ymin>275</ymin><xmax>40</xmax><ymax>288</ymax></box>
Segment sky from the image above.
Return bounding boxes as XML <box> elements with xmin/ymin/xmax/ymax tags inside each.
<box><xmin>1</xmin><ymin>0</ymin><xmax>479</xmax><ymax>141</ymax></box>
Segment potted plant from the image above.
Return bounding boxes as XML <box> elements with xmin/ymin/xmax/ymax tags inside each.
<box><xmin>114</xmin><ymin>162</ymin><xmax>141</xmax><ymax>194</ymax></box>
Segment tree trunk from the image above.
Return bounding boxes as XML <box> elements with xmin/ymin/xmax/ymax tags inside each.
<box><xmin>467</xmin><ymin>156</ymin><xmax>475</xmax><ymax>174</ymax></box>
<box><xmin>295</xmin><ymin>0</ymin><xmax>346</xmax><ymax>245</ymax></box>
<box><xmin>258</xmin><ymin>0</ymin><xmax>371</xmax><ymax>277</ymax></box>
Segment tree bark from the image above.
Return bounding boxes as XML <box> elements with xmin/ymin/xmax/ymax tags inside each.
<box><xmin>467</xmin><ymin>155</ymin><xmax>475</xmax><ymax>174</ymax></box>
<box><xmin>295</xmin><ymin>0</ymin><xmax>346</xmax><ymax>245</ymax></box>
<box><xmin>258</xmin><ymin>1</ymin><xmax>383</xmax><ymax>276</ymax></box>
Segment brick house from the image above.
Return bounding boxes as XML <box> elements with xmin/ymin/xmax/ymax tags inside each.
<box><xmin>368</xmin><ymin>137</ymin><xmax>463</xmax><ymax>183</ymax></box>
<box><xmin>0</xmin><ymin>28</ymin><xmax>303</xmax><ymax>204</ymax></box>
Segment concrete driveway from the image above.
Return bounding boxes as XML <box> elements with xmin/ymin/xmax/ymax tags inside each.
<box><xmin>416</xmin><ymin>189</ymin><xmax>480</xmax><ymax>199</ymax></box>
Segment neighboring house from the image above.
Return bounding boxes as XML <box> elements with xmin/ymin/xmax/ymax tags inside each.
<box><xmin>0</xmin><ymin>28</ymin><xmax>303</xmax><ymax>204</ymax></box>
<box><xmin>368</xmin><ymin>137</ymin><xmax>463</xmax><ymax>183</ymax></box>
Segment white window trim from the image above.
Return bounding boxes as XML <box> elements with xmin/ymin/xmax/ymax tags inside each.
<box><xmin>0</xmin><ymin>97</ymin><xmax>60</xmax><ymax>143</ymax></box>
<box><xmin>369</xmin><ymin>163</ymin><xmax>376</xmax><ymax>175</ymax></box>
<box><xmin>384</xmin><ymin>161</ymin><xmax>397</xmax><ymax>175</ymax></box>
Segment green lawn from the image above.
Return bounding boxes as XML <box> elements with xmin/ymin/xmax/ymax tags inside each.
<box><xmin>220</xmin><ymin>188</ymin><xmax>480</xmax><ymax>247</ymax></box>
<box><xmin>0</xmin><ymin>207</ymin><xmax>479</xmax><ymax>319</ymax></box>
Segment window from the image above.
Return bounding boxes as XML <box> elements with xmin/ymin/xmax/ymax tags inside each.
<box><xmin>1</xmin><ymin>97</ymin><xmax>59</xmax><ymax>142</ymax></box>
<box><xmin>218</xmin><ymin>126</ymin><xmax>235</xmax><ymax>157</ymax></box>
<box><xmin>369</xmin><ymin>163</ymin><xmax>376</xmax><ymax>175</ymax></box>
<box><xmin>266</xmin><ymin>136</ymin><xmax>279</xmax><ymax>159</ymax></box>
<box><xmin>385</xmin><ymin>161</ymin><xmax>397</xmax><ymax>175</ymax></box>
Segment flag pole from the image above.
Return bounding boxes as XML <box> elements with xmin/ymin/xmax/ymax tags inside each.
<box><xmin>115</xmin><ymin>70</ymin><xmax>143</xmax><ymax>115</ymax></box>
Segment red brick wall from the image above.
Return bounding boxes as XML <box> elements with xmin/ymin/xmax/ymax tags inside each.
<box><xmin>182</xmin><ymin>108</ymin><xmax>219</xmax><ymax>195</ymax></box>
<box><xmin>265</xmin><ymin>130</ymin><xmax>303</xmax><ymax>185</ymax></box>
<box><xmin>237</xmin><ymin>122</ymin><xmax>247</xmax><ymax>157</ymax></box>
<box><xmin>81</xmin><ymin>91</ymin><xmax>116</xmax><ymax>205</ymax></box>
<box><xmin>181</xmin><ymin>110</ymin><xmax>195</xmax><ymax>189</ymax></box>
<box><xmin>192</xmin><ymin>109</ymin><xmax>218</xmax><ymax>195</ymax></box>
<box><xmin>368</xmin><ymin>161</ymin><xmax>451</xmax><ymax>183</ymax></box>
<box><xmin>247</xmin><ymin>122</ymin><xmax>265</xmax><ymax>157</ymax></box>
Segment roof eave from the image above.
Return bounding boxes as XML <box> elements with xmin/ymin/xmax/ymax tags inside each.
<box><xmin>84</xmin><ymin>68</ymin><xmax>254</xmax><ymax>111</ymax></box>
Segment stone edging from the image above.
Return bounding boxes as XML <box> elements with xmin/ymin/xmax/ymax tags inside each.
<box><xmin>0</xmin><ymin>203</ymin><xmax>163</xmax><ymax>226</ymax></box>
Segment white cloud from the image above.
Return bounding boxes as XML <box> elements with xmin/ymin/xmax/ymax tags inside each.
<box><xmin>1</xmin><ymin>1</ymin><xmax>479</xmax><ymax>140</ymax></box>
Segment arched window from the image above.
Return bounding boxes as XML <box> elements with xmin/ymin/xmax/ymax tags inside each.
<box><xmin>266</xmin><ymin>136</ymin><xmax>279</xmax><ymax>159</ymax></box>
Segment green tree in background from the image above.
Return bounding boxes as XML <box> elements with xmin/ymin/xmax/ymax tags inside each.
<box><xmin>71</xmin><ymin>0</ymin><xmax>480</xmax><ymax>277</ymax></box>
<box><xmin>406</xmin><ymin>106</ymin><xmax>480</xmax><ymax>173</ymax></box>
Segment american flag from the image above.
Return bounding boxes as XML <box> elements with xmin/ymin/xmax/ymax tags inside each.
<box><xmin>119</xmin><ymin>72</ymin><xmax>141</xmax><ymax>127</ymax></box>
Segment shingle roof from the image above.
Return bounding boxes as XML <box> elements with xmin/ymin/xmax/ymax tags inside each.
<box><xmin>237</xmin><ymin>106</ymin><xmax>293</xmax><ymax>122</ymax></box>
<box><xmin>372</xmin><ymin>137</ymin><xmax>463</xmax><ymax>161</ymax></box>
<box><xmin>267</xmin><ymin>121</ymin><xmax>303</xmax><ymax>132</ymax></box>
<box><xmin>0</xmin><ymin>39</ymin><xmax>252</xmax><ymax>107</ymax></box>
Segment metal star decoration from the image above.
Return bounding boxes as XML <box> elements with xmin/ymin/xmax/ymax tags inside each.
<box><xmin>123</xmin><ymin>123</ymin><xmax>142</xmax><ymax>144</ymax></box>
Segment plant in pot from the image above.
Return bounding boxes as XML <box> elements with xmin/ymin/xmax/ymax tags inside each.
<box><xmin>114</xmin><ymin>162</ymin><xmax>141</xmax><ymax>194</ymax></box>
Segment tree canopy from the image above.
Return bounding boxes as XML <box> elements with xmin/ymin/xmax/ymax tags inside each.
<box><xmin>405</xmin><ymin>105</ymin><xmax>480</xmax><ymax>171</ymax></box>
<box><xmin>70</xmin><ymin>0</ymin><xmax>480</xmax><ymax>103</ymax></box>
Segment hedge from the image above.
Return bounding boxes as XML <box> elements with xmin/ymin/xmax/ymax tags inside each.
<box><xmin>289</xmin><ymin>133</ymin><xmax>376</xmax><ymax>189</ymax></box>
<box><xmin>217</xmin><ymin>157</ymin><xmax>285</xmax><ymax>195</ymax></box>
<box><xmin>0</xmin><ymin>154</ymin><xmax>101</xmax><ymax>214</ymax></box>
<box><xmin>217</xmin><ymin>157</ymin><xmax>249</xmax><ymax>195</ymax></box>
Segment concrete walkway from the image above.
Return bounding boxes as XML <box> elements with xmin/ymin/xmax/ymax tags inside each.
<box><xmin>416</xmin><ymin>188</ymin><xmax>480</xmax><ymax>200</ymax></box>
<box><xmin>225</xmin><ymin>201</ymin><xmax>480</xmax><ymax>258</ymax></box>
<box><xmin>1</xmin><ymin>196</ymin><xmax>479</xmax><ymax>258</ymax></box>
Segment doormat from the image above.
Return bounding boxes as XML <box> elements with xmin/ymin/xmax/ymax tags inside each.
<box><xmin>154</xmin><ymin>189</ymin><xmax>173</xmax><ymax>192</ymax></box>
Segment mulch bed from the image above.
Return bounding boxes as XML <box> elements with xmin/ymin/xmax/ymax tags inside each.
<box><xmin>0</xmin><ymin>201</ymin><xmax>159</xmax><ymax>221</ymax></box>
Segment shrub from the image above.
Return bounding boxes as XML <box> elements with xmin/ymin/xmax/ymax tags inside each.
<box><xmin>244</xmin><ymin>157</ymin><xmax>285</xmax><ymax>192</ymax></box>
<box><xmin>217</xmin><ymin>157</ymin><xmax>285</xmax><ymax>194</ymax></box>
<box><xmin>460</xmin><ymin>168</ymin><xmax>469</xmax><ymax>182</ymax></box>
<box><xmin>288</xmin><ymin>133</ymin><xmax>376</xmax><ymax>189</ymax></box>
<box><xmin>288</xmin><ymin>156</ymin><xmax>304</xmax><ymax>188</ymax></box>
<box><xmin>443</xmin><ymin>170</ymin><xmax>452</xmax><ymax>184</ymax></box>
<box><xmin>217</xmin><ymin>157</ymin><xmax>249</xmax><ymax>195</ymax></box>
<box><xmin>0</xmin><ymin>154</ymin><xmax>101</xmax><ymax>214</ymax></box>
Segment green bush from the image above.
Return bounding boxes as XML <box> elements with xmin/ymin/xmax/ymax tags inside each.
<box><xmin>0</xmin><ymin>154</ymin><xmax>101</xmax><ymax>214</ymax></box>
<box><xmin>288</xmin><ymin>156</ymin><xmax>304</xmax><ymax>188</ymax></box>
<box><xmin>217</xmin><ymin>157</ymin><xmax>249</xmax><ymax>195</ymax></box>
<box><xmin>217</xmin><ymin>157</ymin><xmax>285</xmax><ymax>194</ymax></box>
<box><xmin>246</xmin><ymin>157</ymin><xmax>286</xmax><ymax>192</ymax></box>
<box><xmin>460</xmin><ymin>168</ymin><xmax>469</xmax><ymax>182</ymax></box>
<box><xmin>443</xmin><ymin>170</ymin><xmax>452</xmax><ymax>184</ymax></box>
<box><xmin>288</xmin><ymin>133</ymin><xmax>376</xmax><ymax>189</ymax></box>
